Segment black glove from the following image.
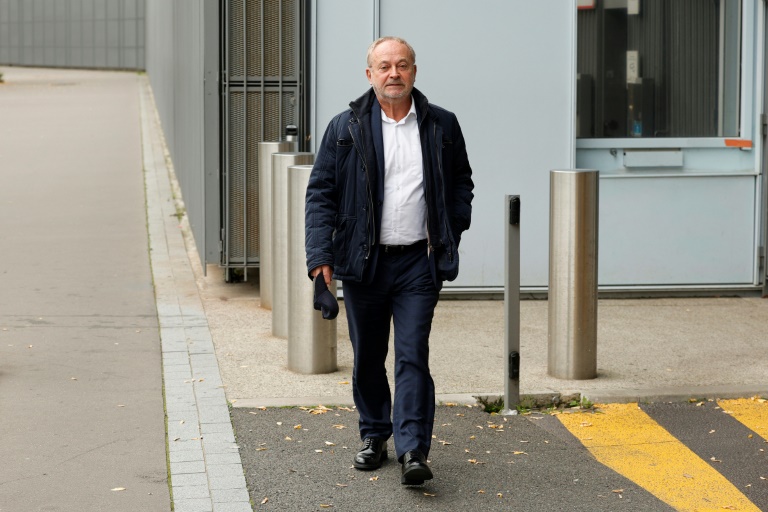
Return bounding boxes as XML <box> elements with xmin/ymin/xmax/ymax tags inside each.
<box><xmin>313</xmin><ymin>275</ymin><xmax>338</xmax><ymax>320</ymax></box>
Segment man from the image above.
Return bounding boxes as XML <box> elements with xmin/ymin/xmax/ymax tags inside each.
<box><xmin>305</xmin><ymin>36</ymin><xmax>473</xmax><ymax>485</ymax></box>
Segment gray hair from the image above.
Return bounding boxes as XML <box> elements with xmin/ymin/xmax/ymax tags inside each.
<box><xmin>366</xmin><ymin>36</ymin><xmax>416</xmax><ymax>67</ymax></box>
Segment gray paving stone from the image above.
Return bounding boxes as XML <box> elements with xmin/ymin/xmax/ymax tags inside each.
<box><xmin>206</xmin><ymin>463</ymin><xmax>245</xmax><ymax>479</ymax></box>
<box><xmin>202</xmin><ymin>442</ymin><xmax>241</xmax><ymax>455</ymax></box>
<box><xmin>169</xmin><ymin>438</ymin><xmax>204</xmax><ymax>453</ymax></box>
<box><xmin>170</xmin><ymin>449</ymin><xmax>205</xmax><ymax>463</ymax></box>
<box><xmin>211</xmin><ymin>487</ymin><xmax>250</xmax><ymax>504</ymax></box>
<box><xmin>201</xmin><ymin>432</ymin><xmax>236</xmax><ymax>444</ymax></box>
<box><xmin>208</xmin><ymin>474</ymin><xmax>248</xmax><ymax>491</ymax></box>
<box><xmin>171</xmin><ymin>472</ymin><xmax>209</xmax><ymax>488</ymax></box>
<box><xmin>201</xmin><ymin>422</ymin><xmax>236</xmax><ymax>434</ymax></box>
<box><xmin>204</xmin><ymin>451</ymin><xmax>242</xmax><ymax>466</ymax></box>
<box><xmin>171</xmin><ymin>460</ymin><xmax>206</xmax><ymax>474</ymax></box>
<box><xmin>173</xmin><ymin>485</ymin><xmax>210</xmax><ymax>500</ymax></box>
<box><xmin>174</xmin><ymin>498</ymin><xmax>213</xmax><ymax>512</ymax></box>
<box><xmin>212</xmin><ymin>502</ymin><xmax>253</xmax><ymax>512</ymax></box>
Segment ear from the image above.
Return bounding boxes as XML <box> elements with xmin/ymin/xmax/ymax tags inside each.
<box><xmin>413</xmin><ymin>64</ymin><xmax>417</xmax><ymax>81</ymax></box>
<box><xmin>365</xmin><ymin>68</ymin><xmax>372</xmax><ymax>84</ymax></box>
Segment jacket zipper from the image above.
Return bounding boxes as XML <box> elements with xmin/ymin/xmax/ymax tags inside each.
<box><xmin>434</xmin><ymin>124</ymin><xmax>454</xmax><ymax>263</ymax></box>
<box><xmin>348</xmin><ymin>116</ymin><xmax>375</xmax><ymax>261</ymax></box>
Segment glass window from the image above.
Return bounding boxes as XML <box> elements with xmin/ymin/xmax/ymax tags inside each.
<box><xmin>577</xmin><ymin>0</ymin><xmax>741</xmax><ymax>138</ymax></box>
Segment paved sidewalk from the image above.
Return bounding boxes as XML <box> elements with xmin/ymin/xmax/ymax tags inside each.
<box><xmin>0</xmin><ymin>68</ymin><xmax>169</xmax><ymax>511</ymax></box>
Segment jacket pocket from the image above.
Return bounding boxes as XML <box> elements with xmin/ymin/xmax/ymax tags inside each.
<box><xmin>332</xmin><ymin>214</ymin><xmax>356</xmax><ymax>270</ymax></box>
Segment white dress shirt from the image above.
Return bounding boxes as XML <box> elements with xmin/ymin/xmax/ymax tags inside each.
<box><xmin>379</xmin><ymin>98</ymin><xmax>427</xmax><ymax>245</ymax></box>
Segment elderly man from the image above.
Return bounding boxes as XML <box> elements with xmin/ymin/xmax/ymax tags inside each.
<box><xmin>305</xmin><ymin>36</ymin><xmax>474</xmax><ymax>485</ymax></box>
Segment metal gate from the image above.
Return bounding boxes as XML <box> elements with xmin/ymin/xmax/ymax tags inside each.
<box><xmin>221</xmin><ymin>0</ymin><xmax>305</xmax><ymax>280</ymax></box>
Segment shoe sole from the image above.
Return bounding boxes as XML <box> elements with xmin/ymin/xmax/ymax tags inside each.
<box><xmin>401</xmin><ymin>466</ymin><xmax>433</xmax><ymax>485</ymax></box>
<box><xmin>352</xmin><ymin>452</ymin><xmax>387</xmax><ymax>470</ymax></box>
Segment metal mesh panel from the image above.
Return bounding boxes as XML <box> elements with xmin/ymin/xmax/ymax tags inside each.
<box><xmin>228</xmin><ymin>0</ymin><xmax>246</xmax><ymax>77</ymax></box>
<box><xmin>228</xmin><ymin>0</ymin><xmax>297</xmax><ymax>81</ymax></box>
<box><xmin>226</xmin><ymin>87</ymin><xmax>297</xmax><ymax>263</ymax></box>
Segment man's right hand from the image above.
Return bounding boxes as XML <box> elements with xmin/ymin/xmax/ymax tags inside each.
<box><xmin>311</xmin><ymin>265</ymin><xmax>333</xmax><ymax>286</ymax></box>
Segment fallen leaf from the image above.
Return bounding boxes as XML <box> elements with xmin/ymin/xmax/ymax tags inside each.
<box><xmin>477</xmin><ymin>490</ymin><xmax>485</xmax><ymax>494</ymax></box>
<box><xmin>256</xmin><ymin>447</ymin><xmax>267</xmax><ymax>452</ymax></box>
<box><xmin>709</xmin><ymin>430</ymin><xmax>716</xmax><ymax>434</ymax></box>
<box><xmin>497</xmin><ymin>493</ymin><xmax>503</xmax><ymax>498</ymax></box>
<box><xmin>258</xmin><ymin>406</ymin><xmax>267</xmax><ymax>411</ymax></box>
<box><xmin>179</xmin><ymin>420</ymin><xmax>185</xmax><ymax>425</ymax></box>
<box><xmin>424</xmin><ymin>492</ymin><xmax>436</xmax><ymax>497</ymax></box>
<box><xmin>325</xmin><ymin>441</ymin><xmax>336</xmax><ymax>446</ymax></box>
<box><xmin>285</xmin><ymin>437</ymin><xmax>292</xmax><ymax>441</ymax></box>
<box><xmin>111</xmin><ymin>487</ymin><xmax>126</xmax><ymax>492</ymax></box>
<box><xmin>710</xmin><ymin>457</ymin><xmax>722</xmax><ymax>463</ymax></box>
<box><xmin>612</xmin><ymin>489</ymin><xmax>624</xmax><ymax>493</ymax></box>
<box><xmin>332</xmin><ymin>424</ymin><xmax>346</xmax><ymax>429</ymax></box>
<box><xmin>467</xmin><ymin>459</ymin><xmax>485</xmax><ymax>465</ymax></box>
<box><xmin>683</xmin><ymin>474</ymin><xmax>694</xmax><ymax>479</ymax></box>
<box><xmin>294</xmin><ymin>424</ymin><xmax>303</xmax><ymax>430</ymax></box>
<box><xmin>319</xmin><ymin>504</ymin><xmax>333</xmax><ymax>508</ymax></box>
<box><xmin>469</xmin><ymin>435</ymin><xmax>476</xmax><ymax>440</ymax></box>
<box><xmin>276</xmin><ymin>422</ymin><xmax>282</xmax><ymax>426</ymax></box>
<box><xmin>369</xmin><ymin>476</ymin><xmax>379</xmax><ymax>481</ymax></box>
<box><xmin>439</xmin><ymin>440</ymin><xmax>452</xmax><ymax>446</ymax></box>
<box><xmin>512</xmin><ymin>451</ymin><xmax>528</xmax><ymax>455</ymax></box>
<box><xmin>456</xmin><ymin>413</ymin><xmax>465</xmax><ymax>417</ymax></box>
<box><xmin>336</xmin><ymin>484</ymin><xmax>348</xmax><ymax>488</ymax></box>
<box><xmin>315</xmin><ymin>449</ymin><xmax>323</xmax><ymax>453</ymax></box>
<box><xmin>445</xmin><ymin>403</ymin><xmax>457</xmax><ymax>407</ymax></box>
<box><xmin>338</xmin><ymin>381</ymin><xmax>350</xmax><ymax>385</ymax></box>
<box><xmin>261</xmin><ymin>497</ymin><xmax>268</xmax><ymax>504</ymax></box>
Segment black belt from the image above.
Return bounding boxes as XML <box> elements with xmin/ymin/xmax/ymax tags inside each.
<box><xmin>380</xmin><ymin>239</ymin><xmax>427</xmax><ymax>254</ymax></box>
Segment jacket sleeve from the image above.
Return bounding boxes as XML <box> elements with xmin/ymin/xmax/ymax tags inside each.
<box><xmin>448</xmin><ymin>115</ymin><xmax>474</xmax><ymax>245</ymax></box>
<box><xmin>305</xmin><ymin>117</ymin><xmax>341</xmax><ymax>278</ymax></box>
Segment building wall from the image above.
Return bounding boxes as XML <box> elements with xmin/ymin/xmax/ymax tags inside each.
<box><xmin>311</xmin><ymin>0</ymin><xmax>577</xmax><ymax>289</ymax></box>
<box><xmin>0</xmin><ymin>0</ymin><xmax>145</xmax><ymax>70</ymax></box>
<box><xmin>145</xmin><ymin>0</ymin><xmax>219</xmax><ymax>270</ymax></box>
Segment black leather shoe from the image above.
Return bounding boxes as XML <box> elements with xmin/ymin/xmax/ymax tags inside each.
<box><xmin>400</xmin><ymin>450</ymin><xmax>433</xmax><ymax>485</ymax></box>
<box><xmin>353</xmin><ymin>437</ymin><xmax>387</xmax><ymax>470</ymax></box>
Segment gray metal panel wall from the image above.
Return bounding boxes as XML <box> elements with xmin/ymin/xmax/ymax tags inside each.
<box><xmin>312</xmin><ymin>0</ymin><xmax>577</xmax><ymax>289</ymax></box>
<box><xmin>0</xmin><ymin>0</ymin><xmax>145</xmax><ymax>70</ymax></box>
<box><xmin>145</xmin><ymin>0</ymin><xmax>220</xmax><ymax>269</ymax></box>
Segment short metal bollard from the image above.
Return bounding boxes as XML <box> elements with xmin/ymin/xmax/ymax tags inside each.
<box><xmin>258</xmin><ymin>141</ymin><xmax>297</xmax><ymax>310</ymax></box>
<box><xmin>548</xmin><ymin>169</ymin><xmax>599</xmax><ymax>380</ymax></box>
<box><xmin>287</xmin><ymin>164</ymin><xmax>337</xmax><ymax>374</ymax></box>
<box><xmin>271</xmin><ymin>152</ymin><xmax>315</xmax><ymax>339</ymax></box>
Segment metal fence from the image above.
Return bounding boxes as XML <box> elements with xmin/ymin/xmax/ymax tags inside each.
<box><xmin>0</xmin><ymin>0</ymin><xmax>145</xmax><ymax>70</ymax></box>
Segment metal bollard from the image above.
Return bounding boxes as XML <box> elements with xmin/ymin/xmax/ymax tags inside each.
<box><xmin>258</xmin><ymin>141</ymin><xmax>297</xmax><ymax>310</ymax></box>
<box><xmin>502</xmin><ymin>195</ymin><xmax>521</xmax><ymax>415</ymax></box>
<box><xmin>287</xmin><ymin>164</ymin><xmax>337</xmax><ymax>374</ymax></box>
<box><xmin>548</xmin><ymin>169</ymin><xmax>599</xmax><ymax>380</ymax></box>
<box><xmin>271</xmin><ymin>152</ymin><xmax>315</xmax><ymax>339</ymax></box>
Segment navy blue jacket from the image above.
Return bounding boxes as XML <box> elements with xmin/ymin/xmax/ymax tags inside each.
<box><xmin>305</xmin><ymin>87</ymin><xmax>474</xmax><ymax>287</ymax></box>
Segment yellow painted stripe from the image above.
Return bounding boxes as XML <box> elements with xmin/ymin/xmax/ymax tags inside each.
<box><xmin>557</xmin><ymin>403</ymin><xmax>759</xmax><ymax>512</ymax></box>
<box><xmin>718</xmin><ymin>397</ymin><xmax>768</xmax><ymax>442</ymax></box>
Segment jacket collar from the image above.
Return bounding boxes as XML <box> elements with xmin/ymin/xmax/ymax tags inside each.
<box><xmin>350</xmin><ymin>87</ymin><xmax>431</xmax><ymax>124</ymax></box>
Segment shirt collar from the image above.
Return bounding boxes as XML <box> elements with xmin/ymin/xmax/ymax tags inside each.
<box><xmin>380</xmin><ymin>96</ymin><xmax>417</xmax><ymax>124</ymax></box>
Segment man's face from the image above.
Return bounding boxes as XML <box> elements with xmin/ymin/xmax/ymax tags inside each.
<box><xmin>366</xmin><ymin>40</ymin><xmax>417</xmax><ymax>103</ymax></box>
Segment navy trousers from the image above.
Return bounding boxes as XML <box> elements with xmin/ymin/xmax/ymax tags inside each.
<box><xmin>342</xmin><ymin>244</ymin><xmax>439</xmax><ymax>462</ymax></box>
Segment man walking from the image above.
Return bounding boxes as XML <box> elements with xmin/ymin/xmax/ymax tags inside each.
<box><xmin>305</xmin><ymin>36</ymin><xmax>474</xmax><ymax>485</ymax></box>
